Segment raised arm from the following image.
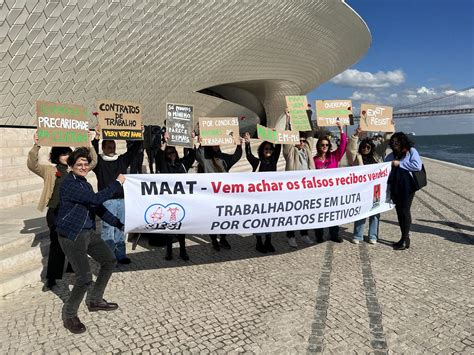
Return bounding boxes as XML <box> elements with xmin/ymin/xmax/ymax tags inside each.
<box><xmin>27</xmin><ymin>133</ymin><xmax>49</xmax><ymax>178</ymax></box>
<box><xmin>333</xmin><ymin>121</ymin><xmax>347</xmax><ymax>162</ymax></box>
<box><xmin>62</xmin><ymin>176</ymin><xmax>122</xmax><ymax>207</ymax></box>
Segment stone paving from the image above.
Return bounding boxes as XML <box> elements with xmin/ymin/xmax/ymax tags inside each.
<box><xmin>1</xmin><ymin>158</ymin><xmax>473</xmax><ymax>354</ymax></box>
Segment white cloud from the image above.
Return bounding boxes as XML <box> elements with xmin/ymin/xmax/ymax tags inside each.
<box><xmin>349</xmin><ymin>91</ymin><xmax>378</xmax><ymax>101</ymax></box>
<box><xmin>416</xmin><ymin>86</ymin><xmax>436</xmax><ymax>95</ymax></box>
<box><xmin>330</xmin><ymin>69</ymin><xmax>405</xmax><ymax>88</ymax></box>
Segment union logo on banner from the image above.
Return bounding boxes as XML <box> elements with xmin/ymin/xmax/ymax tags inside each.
<box><xmin>144</xmin><ymin>203</ymin><xmax>186</xmax><ymax>230</ymax></box>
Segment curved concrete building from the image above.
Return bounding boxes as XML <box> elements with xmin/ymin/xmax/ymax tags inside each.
<box><xmin>0</xmin><ymin>0</ymin><xmax>370</xmax><ymax>131</ymax></box>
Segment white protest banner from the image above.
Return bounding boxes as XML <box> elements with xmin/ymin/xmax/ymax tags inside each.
<box><xmin>124</xmin><ymin>163</ymin><xmax>393</xmax><ymax>235</ymax></box>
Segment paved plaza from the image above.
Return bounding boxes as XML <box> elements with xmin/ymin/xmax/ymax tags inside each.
<box><xmin>1</xmin><ymin>158</ymin><xmax>473</xmax><ymax>354</ymax></box>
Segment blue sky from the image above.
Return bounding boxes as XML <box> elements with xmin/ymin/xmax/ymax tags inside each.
<box><xmin>308</xmin><ymin>0</ymin><xmax>474</xmax><ymax>135</ymax></box>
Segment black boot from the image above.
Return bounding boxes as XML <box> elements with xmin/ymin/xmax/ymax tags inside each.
<box><xmin>393</xmin><ymin>236</ymin><xmax>410</xmax><ymax>250</ymax></box>
<box><xmin>256</xmin><ymin>235</ymin><xmax>267</xmax><ymax>253</ymax></box>
<box><xmin>264</xmin><ymin>236</ymin><xmax>275</xmax><ymax>252</ymax></box>
<box><xmin>219</xmin><ymin>236</ymin><xmax>231</xmax><ymax>250</ymax></box>
<box><xmin>179</xmin><ymin>248</ymin><xmax>189</xmax><ymax>261</ymax></box>
<box><xmin>165</xmin><ymin>243</ymin><xmax>173</xmax><ymax>260</ymax></box>
<box><xmin>211</xmin><ymin>236</ymin><xmax>220</xmax><ymax>251</ymax></box>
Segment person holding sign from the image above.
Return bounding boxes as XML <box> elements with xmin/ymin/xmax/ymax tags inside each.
<box><xmin>283</xmin><ymin>114</ymin><xmax>315</xmax><ymax>248</ymax></box>
<box><xmin>195</xmin><ymin>137</ymin><xmax>244</xmax><ymax>251</ymax></box>
<box><xmin>27</xmin><ymin>131</ymin><xmax>97</xmax><ymax>290</ymax></box>
<box><xmin>56</xmin><ymin>147</ymin><xmax>126</xmax><ymax>334</ymax></box>
<box><xmin>244</xmin><ymin>132</ymin><xmax>281</xmax><ymax>253</ymax></box>
<box><xmin>347</xmin><ymin>127</ymin><xmax>392</xmax><ymax>245</ymax></box>
<box><xmin>385</xmin><ymin>132</ymin><xmax>422</xmax><ymax>250</ymax></box>
<box><xmin>149</xmin><ymin>132</ymin><xmax>196</xmax><ymax>261</ymax></box>
<box><xmin>313</xmin><ymin>121</ymin><xmax>347</xmax><ymax>243</ymax></box>
<box><xmin>92</xmin><ymin>125</ymin><xmax>143</xmax><ymax>264</ymax></box>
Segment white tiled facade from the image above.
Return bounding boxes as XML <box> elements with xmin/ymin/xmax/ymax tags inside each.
<box><xmin>0</xmin><ymin>0</ymin><xmax>370</xmax><ymax>129</ymax></box>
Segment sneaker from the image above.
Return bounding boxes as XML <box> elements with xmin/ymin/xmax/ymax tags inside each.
<box><xmin>288</xmin><ymin>237</ymin><xmax>298</xmax><ymax>248</ymax></box>
<box><xmin>302</xmin><ymin>235</ymin><xmax>314</xmax><ymax>244</ymax></box>
<box><xmin>63</xmin><ymin>316</ymin><xmax>86</xmax><ymax>334</ymax></box>
<box><xmin>368</xmin><ymin>239</ymin><xmax>377</xmax><ymax>245</ymax></box>
<box><xmin>350</xmin><ymin>239</ymin><xmax>360</xmax><ymax>244</ymax></box>
<box><xmin>219</xmin><ymin>237</ymin><xmax>231</xmax><ymax>250</ymax></box>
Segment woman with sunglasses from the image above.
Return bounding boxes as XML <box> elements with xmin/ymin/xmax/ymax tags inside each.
<box><xmin>243</xmin><ymin>132</ymin><xmax>282</xmax><ymax>253</ymax></box>
<box><xmin>385</xmin><ymin>132</ymin><xmax>422</xmax><ymax>250</ymax></box>
<box><xmin>149</xmin><ymin>132</ymin><xmax>196</xmax><ymax>260</ymax></box>
<box><xmin>313</xmin><ymin>120</ymin><xmax>347</xmax><ymax>243</ymax></box>
<box><xmin>347</xmin><ymin>127</ymin><xmax>392</xmax><ymax>245</ymax></box>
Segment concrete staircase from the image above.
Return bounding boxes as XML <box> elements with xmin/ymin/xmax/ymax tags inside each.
<box><xmin>0</xmin><ymin>127</ymin><xmax>265</xmax><ymax>295</ymax></box>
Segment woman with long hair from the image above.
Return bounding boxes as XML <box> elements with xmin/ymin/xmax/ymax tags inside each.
<box><xmin>313</xmin><ymin>121</ymin><xmax>347</xmax><ymax>243</ymax></box>
<box><xmin>347</xmin><ymin>127</ymin><xmax>392</xmax><ymax>245</ymax></box>
<box><xmin>244</xmin><ymin>132</ymin><xmax>281</xmax><ymax>253</ymax></box>
<box><xmin>150</xmin><ymin>132</ymin><xmax>196</xmax><ymax>260</ymax></box>
<box><xmin>385</xmin><ymin>132</ymin><xmax>422</xmax><ymax>250</ymax></box>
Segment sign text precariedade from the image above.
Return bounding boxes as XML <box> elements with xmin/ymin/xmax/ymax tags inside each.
<box><xmin>124</xmin><ymin>163</ymin><xmax>393</xmax><ymax>234</ymax></box>
<box><xmin>315</xmin><ymin>99</ymin><xmax>353</xmax><ymax>126</ymax></box>
<box><xmin>360</xmin><ymin>104</ymin><xmax>395</xmax><ymax>132</ymax></box>
<box><xmin>285</xmin><ymin>96</ymin><xmax>311</xmax><ymax>131</ymax></box>
<box><xmin>166</xmin><ymin>103</ymin><xmax>194</xmax><ymax>148</ymax></box>
<box><xmin>36</xmin><ymin>101</ymin><xmax>89</xmax><ymax>147</ymax></box>
<box><xmin>198</xmin><ymin>117</ymin><xmax>240</xmax><ymax>146</ymax></box>
<box><xmin>257</xmin><ymin>124</ymin><xmax>299</xmax><ymax>144</ymax></box>
<box><xmin>96</xmin><ymin>100</ymin><xmax>143</xmax><ymax>140</ymax></box>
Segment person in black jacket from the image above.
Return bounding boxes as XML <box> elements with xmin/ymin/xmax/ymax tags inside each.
<box><xmin>244</xmin><ymin>132</ymin><xmax>281</xmax><ymax>253</ymax></box>
<box><xmin>148</xmin><ymin>132</ymin><xmax>195</xmax><ymax>260</ymax></box>
<box><xmin>92</xmin><ymin>125</ymin><xmax>142</xmax><ymax>264</ymax></box>
<box><xmin>195</xmin><ymin>136</ymin><xmax>244</xmax><ymax>251</ymax></box>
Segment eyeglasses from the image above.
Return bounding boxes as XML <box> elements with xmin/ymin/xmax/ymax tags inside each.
<box><xmin>299</xmin><ymin>139</ymin><xmax>307</xmax><ymax>143</ymax></box>
<box><xmin>320</xmin><ymin>144</ymin><xmax>329</xmax><ymax>147</ymax></box>
<box><xmin>361</xmin><ymin>145</ymin><xmax>371</xmax><ymax>150</ymax></box>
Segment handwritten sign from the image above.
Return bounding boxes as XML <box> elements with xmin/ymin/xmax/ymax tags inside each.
<box><xmin>36</xmin><ymin>101</ymin><xmax>89</xmax><ymax>147</ymax></box>
<box><xmin>315</xmin><ymin>100</ymin><xmax>353</xmax><ymax>126</ymax></box>
<box><xmin>360</xmin><ymin>104</ymin><xmax>394</xmax><ymax>132</ymax></box>
<box><xmin>96</xmin><ymin>100</ymin><xmax>143</xmax><ymax>140</ymax></box>
<box><xmin>257</xmin><ymin>124</ymin><xmax>299</xmax><ymax>144</ymax></box>
<box><xmin>166</xmin><ymin>103</ymin><xmax>193</xmax><ymax>148</ymax></box>
<box><xmin>285</xmin><ymin>96</ymin><xmax>311</xmax><ymax>131</ymax></box>
<box><xmin>199</xmin><ymin>117</ymin><xmax>240</xmax><ymax>146</ymax></box>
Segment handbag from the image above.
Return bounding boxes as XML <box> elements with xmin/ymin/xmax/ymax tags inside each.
<box><xmin>412</xmin><ymin>164</ymin><xmax>427</xmax><ymax>190</ymax></box>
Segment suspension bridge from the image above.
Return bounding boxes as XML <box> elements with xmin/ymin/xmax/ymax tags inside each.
<box><xmin>353</xmin><ymin>86</ymin><xmax>474</xmax><ymax>120</ymax></box>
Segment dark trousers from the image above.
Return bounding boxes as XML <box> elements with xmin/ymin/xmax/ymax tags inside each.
<box><xmin>166</xmin><ymin>235</ymin><xmax>186</xmax><ymax>253</ymax></box>
<box><xmin>287</xmin><ymin>230</ymin><xmax>308</xmax><ymax>238</ymax></box>
<box><xmin>145</xmin><ymin>147</ymin><xmax>159</xmax><ymax>173</ymax></box>
<box><xmin>395</xmin><ymin>192</ymin><xmax>415</xmax><ymax>237</ymax></box>
<box><xmin>46</xmin><ymin>208</ymin><xmax>68</xmax><ymax>280</ymax></box>
<box><xmin>315</xmin><ymin>226</ymin><xmax>339</xmax><ymax>239</ymax></box>
<box><xmin>58</xmin><ymin>230</ymin><xmax>116</xmax><ymax>319</ymax></box>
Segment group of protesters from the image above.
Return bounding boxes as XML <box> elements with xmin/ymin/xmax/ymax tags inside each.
<box><xmin>28</xmin><ymin>114</ymin><xmax>423</xmax><ymax>334</ymax></box>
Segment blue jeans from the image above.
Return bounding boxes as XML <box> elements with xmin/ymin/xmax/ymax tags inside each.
<box><xmin>101</xmin><ymin>199</ymin><xmax>126</xmax><ymax>260</ymax></box>
<box><xmin>353</xmin><ymin>214</ymin><xmax>380</xmax><ymax>241</ymax></box>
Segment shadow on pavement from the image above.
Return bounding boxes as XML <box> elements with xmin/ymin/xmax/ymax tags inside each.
<box><xmin>383</xmin><ymin>219</ymin><xmax>473</xmax><ymax>245</ymax></box>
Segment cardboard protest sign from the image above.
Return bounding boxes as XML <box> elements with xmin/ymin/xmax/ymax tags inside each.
<box><xmin>315</xmin><ymin>100</ymin><xmax>353</xmax><ymax>126</ymax></box>
<box><xmin>257</xmin><ymin>124</ymin><xmax>299</xmax><ymax>145</ymax></box>
<box><xmin>285</xmin><ymin>96</ymin><xmax>311</xmax><ymax>131</ymax></box>
<box><xmin>166</xmin><ymin>103</ymin><xmax>193</xmax><ymax>148</ymax></box>
<box><xmin>198</xmin><ymin>117</ymin><xmax>240</xmax><ymax>146</ymax></box>
<box><xmin>96</xmin><ymin>100</ymin><xmax>143</xmax><ymax>140</ymax></box>
<box><xmin>360</xmin><ymin>104</ymin><xmax>395</xmax><ymax>132</ymax></box>
<box><xmin>36</xmin><ymin>101</ymin><xmax>90</xmax><ymax>147</ymax></box>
